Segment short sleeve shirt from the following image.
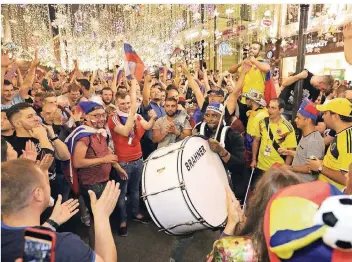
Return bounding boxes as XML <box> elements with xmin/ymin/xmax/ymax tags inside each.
<box><xmin>319</xmin><ymin>126</ymin><xmax>352</xmax><ymax>190</ymax></box>
<box><xmin>1</xmin><ymin>93</ymin><xmax>25</xmax><ymax>110</ymax></box>
<box><xmin>292</xmin><ymin>131</ymin><xmax>325</xmax><ymax>178</ymax></box>
<box><xmin>153</xmin><ymin>110</ymin><xmax>192</xmax><ymax>148</ymax></box>
<box><xmin>254</xmin><ymin>117</ymin><xmax>297</xmax><ymax>171</ymax></box>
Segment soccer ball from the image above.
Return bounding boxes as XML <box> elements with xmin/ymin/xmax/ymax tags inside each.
<box><xmin>314</xmin><ymin>195</ymin><xmax>352</xmax><ymax>250</ymax></box>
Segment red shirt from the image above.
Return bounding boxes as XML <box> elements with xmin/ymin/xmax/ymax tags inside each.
<box><xmin>77</xmin><ymin>134</ymin><xmax>111</xmax><ymax>186</ymax></box>
<box><xmin>108</xmin><ymin>113</ymin><xmax>145</xmax><ymax>162</ymax></box>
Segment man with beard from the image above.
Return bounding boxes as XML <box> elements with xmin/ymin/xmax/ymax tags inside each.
<box><xmin>228</xmin><ymin>41</ymin><xmax>270</xmax><ymax>103</ymax></box>
<box><xmin>108</xmin><ymin>78</ymin><xmax>157</xmax><ymax>237</ymax></box>
<box><xmin>71</xmin><ymin>101</ymin><xmax>127</xmax><ymax>212</ymax></box>
<box><xmin>101</xmin><ymin>87</ymin><xmax>115</xmax><ymax>108</ymax></box>
<box><xmin>152</xmin><ymin>97</ymin><xmax>192</xmax><ymax>148</ymax></box>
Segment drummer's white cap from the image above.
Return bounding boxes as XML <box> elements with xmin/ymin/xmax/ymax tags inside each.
<box><xmin>206</xmin><ymin>103</ymin><xmax>224</xmax><ymax>115</ymax></box>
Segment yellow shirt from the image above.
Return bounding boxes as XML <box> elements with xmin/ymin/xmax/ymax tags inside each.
<box><xmin>319</xmin><ymin>126</ymin><xmax>352</xmax><ymax>190</ymax></box>
<box><xmin>253</xmin><ymin>117</ymin><xmax>297</xmax><ymax>171</ymax></box>
<box><xmin>239</xmin><ymin>57</ymin><xmax>267</xmax><ymax>103</ymax></box>
<box><xmin>246</xmin><ymin>108</ymin><xmax>268</xmax><ymax>136</ymax></box>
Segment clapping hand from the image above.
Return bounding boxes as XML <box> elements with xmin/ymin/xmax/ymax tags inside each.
<box><xmin>20</xmin><ymin>141</ymin><xmax>38</xmax><ymax>161</ymax></box>
<box><xmin>49</xmin><ymin>195</ymin><xmax>79</xmax><ymax>226</ymax></box>
<box><xmin>89</xmin><ymin>180</ymin><xmax>121</xmax><ymax>219</ymax></box>
<box><xmin>37</xmin><ymin>154</ymin><xmax>54</xmax><ymax>172</ymax></box>
<box><xmin>166</xmin><ymin>122</ymin><xmax>177</xmax><ymax>134</ymax></box>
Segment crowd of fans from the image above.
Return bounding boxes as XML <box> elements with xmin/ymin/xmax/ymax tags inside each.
<box><xmin>1</xmin><ymin>23</ymin><xmax>352</xmax><ymax>262</ymax></box>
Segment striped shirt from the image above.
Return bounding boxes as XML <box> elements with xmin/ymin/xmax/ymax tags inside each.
<box><xmin>77</xmin><ymin>134</ymin><xmax>111</xmax><ymax>186</ymax></box>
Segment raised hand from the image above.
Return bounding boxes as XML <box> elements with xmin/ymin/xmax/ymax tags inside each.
<box><xmin>49</xmin><ymin>195</ymin><xmax>79</xmax><ymax>225</ymax></box>
<box><xmin>38</xmin><ymin>154</ymin><xmax>54</xmax><ymax>172</ymax></box>
<box><xmin>89</xmin><ymin>180</ymin><xmax>121</xmax><ymax>218</ymax></box>
<box><xmin>20</xmin><ymin>141</ymin><xmax>38</xmax><ymax>161</ymax></box>
<box><xmin>1</xmin><ymin>51</ymin><xmax>15</xmax><ymax>68</ymax></box>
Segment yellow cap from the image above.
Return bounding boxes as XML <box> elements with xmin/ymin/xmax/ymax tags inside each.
<box><xmin>316</xmin><ymin>98</ymin><xmax>352</xmax><ymax>117</ymax></box>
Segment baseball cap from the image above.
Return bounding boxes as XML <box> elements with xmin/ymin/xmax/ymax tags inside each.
<box><xmin>207</xmin><ymin>89</ymin><xmax>224</xmax><ymax>97</ymax></box>
<box><xmin>316</xmin><ymin>98</ymin><xmax>352</xmax><ymax>117</ymax></box>
<box><xmin>297</xmin><ymin>98</ymin><xmax>319</xmax><ymax>122</ymax></box>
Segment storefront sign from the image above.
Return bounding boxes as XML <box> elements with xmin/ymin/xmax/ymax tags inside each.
<box><xmin>306</xmin><ymin>41</ymin><xmax>328</xmax><ymax>52</ymax></box>
<box><xmin>262</xmin><ymin>19</ymin><xmax>272</xmax><ymax>27</ymax></box>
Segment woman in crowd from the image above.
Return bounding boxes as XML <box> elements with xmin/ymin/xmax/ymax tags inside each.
<box><xmin>207</xmin><ymin>168</ymin><xmax>304</xmax><ymax>262</ymax></box>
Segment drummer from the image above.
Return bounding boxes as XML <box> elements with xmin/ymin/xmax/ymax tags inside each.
<box><xmin>193</xmin><ymin>102</ymin><xmax>247</xmax><ymax>202</ymax></box>
<box><xmin>170</xmin><ymin>103</ymin><xmax>246</xmax><ymax>262</ymax></box>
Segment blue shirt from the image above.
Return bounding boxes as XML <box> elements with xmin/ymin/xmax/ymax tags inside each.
<box><xmin>1</xmin><ymin>222</ymin><xmax>96</xmax><ymax>262</ymax></box>
<box><xmin>1</xmin><ymin>93</ymin><xmax>25</xmax><ymax>110</ymax></box>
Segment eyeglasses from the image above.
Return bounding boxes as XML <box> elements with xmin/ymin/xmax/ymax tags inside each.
<box><xmin>90</xmin><ymin>113</ymin><xmax>106</xmax><ymax>119</ymax></box>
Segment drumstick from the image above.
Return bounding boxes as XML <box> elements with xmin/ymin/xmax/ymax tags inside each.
<box><xmin>214</xmin><ymin>97</ymin><xmax>229</xmax><ymax>140</ymax></box>
<box><xmin>243</xmin><ymin>168</ymin><xmax>255</xmax><ymax>212</ymax></box>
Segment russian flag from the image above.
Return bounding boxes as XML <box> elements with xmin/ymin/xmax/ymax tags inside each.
<box><xmin>124</xmin><ymin>43</ymin><xmax>144</xmax><ymax>82</ymax></box>
<box><xmin>159</xmin><ymin>67</ymin><xmax>173</xmax><ymax>79</ymax></box>
<box><xmin>116</xmin><ymin>67</ymin><xmax>124</xmax><ymax>86</ymax></box>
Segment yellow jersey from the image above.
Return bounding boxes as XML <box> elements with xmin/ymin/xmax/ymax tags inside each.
<box><xmin>319</xmin><ymin>125</ymin><xmax>352</xmax><ymax>190</ymax></box>
<box><xmin>246</xmin><ymin>107</ymin><xmax>269</xmax><ymax>136</ymax></box>
<box><xmin>253</xmin><ymin>117</ymin><xmax>297</xmax><ymax>171</ymax></box>
<box><xmin>239</xmin><ymin>57</ymin><xmax>267</xmax><ymax>103</ymax></box>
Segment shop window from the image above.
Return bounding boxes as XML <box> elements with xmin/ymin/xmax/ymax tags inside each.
<box><xmin>286</xmin><ymin>4</ymin><xmax>299</xmax><ymax>25</ymax></box>
<box><xmin>311</xmin><ymin>4</ymin><xmax>325</xmax><ymax>18</ymax></box>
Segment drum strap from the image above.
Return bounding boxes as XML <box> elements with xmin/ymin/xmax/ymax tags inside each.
<box><xmin>200</xmin><ymin>122</ymin><xmax>207</xmax><ymax>136</ymax></box>
<box><xmin>219</xmin><ymin>126</ymin><xmax>230</xmax><ymax>148</ymax></box>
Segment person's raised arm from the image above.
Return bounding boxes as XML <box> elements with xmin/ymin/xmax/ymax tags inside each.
<box><xmin>112</xmin><ymin>78</ymin><xmax>137</xmax><ymax>137</ymax></box>
<box><xmin>1</xmin><ymin>52</ymin><xmax>15</xmax><ymax>86</ymax></box>
<box><xmin>73</xmin><ymin>59</ymin><xmax>84</xmax><ymax>79</ymax></box>
<box><xmin>161</xmin><ymin>66</ymin><xmax>167</xmax><ymax>85</ymax></box>
<box><xmin>202</xmin><ymin>68</ymin><xmax>211</xmax><ymax>92</ymax></box>
<box><xmin>282</xmin><ymin>70</ymin><xmax>308</xmax><ymax>88</ymax></box>
<box><xmin>142</xmin><ymin>73</ymin><xmax>152</xmax><ymax>107</ymax></box>
<box><xmin>90</xmin><ymin>181</ymin><xmax>120</xmax><ymax>262</ymax></box>
<box><xmin>228</xmin><ymin>62</ymin><xmax>242</xmax><ymax>74</ymax></box>
<box><xmin>343</xmin><ymin>23</ymin><xmax>352</xmax><ymax>65</ymax></box>
<box><xmin>90</xmin><ymin>70</ymin><xmax>97</xmax><ymax>86</ymax></box>
<box><xmin>19</xmin><ymin>49</ymin><xmax>40</xmax><ymax>98</ymax></box>
<box><xmin>182</xmin><ymin>64</ymin><xmax>205</xmax><ymax>109</ymax></box>
<box><xmin>15</xmin><ymin>63</ymin><xmax>24</xmax><ymax>87</ymax></box>
<box><xmin>249</xmin><ymin>56</ymin><xmax>270</xmax><ymax>73</ymax></box>
<box><xmin>110</xmin><ymin>66</ymin><xmax>118</xmax><ymax>94</ymax></box>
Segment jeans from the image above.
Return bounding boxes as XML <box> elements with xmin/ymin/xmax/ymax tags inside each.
<box><xmin>116</xmin><ymin>158</ymin><xmax>143</xmax><ymax>223</ymax></box>
<box><xmin>80</xmin><ymin>181</ymin><xmax>108</xmax><ymax>213</ymax></box>
<box><xmin>170</xmin><ymin>235</ymin><xmax>194</xmax><ymax>262</ymax></box>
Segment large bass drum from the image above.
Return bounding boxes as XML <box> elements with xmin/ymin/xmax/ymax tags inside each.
<box><xmin>142</xmin><ymin>135</ymin><xmax>228</xmax><ymax>235</ymax></box>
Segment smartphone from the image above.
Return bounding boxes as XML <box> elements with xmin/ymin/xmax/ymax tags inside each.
<box><xmin>23</xmin><ymin>228</ymin><xmax>56</xmax><ymax>262</ymax></box>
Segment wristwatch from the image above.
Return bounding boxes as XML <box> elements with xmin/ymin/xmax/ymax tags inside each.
<box><xmin>318</xmin><ymin>166</ymin><xmax>323</xmax><ymax>172</ymax></box>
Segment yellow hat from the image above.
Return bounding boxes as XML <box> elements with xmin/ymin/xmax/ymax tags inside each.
<box><xmin>316</xmin><ymin>98</ymin><xmax>352</xmax><ymax>117</ymax></box>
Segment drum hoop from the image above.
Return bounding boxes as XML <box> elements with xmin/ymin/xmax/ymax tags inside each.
<box><xmin>177</xmin><ymin>135</ymin><xmax>214</xmax><ymax>228</ymax></box>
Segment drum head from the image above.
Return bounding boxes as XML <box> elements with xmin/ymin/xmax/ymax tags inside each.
<box><xmin>179</xmin><ymin>136</ymin><xmax>228</xmax><ymax>227</ymax></box>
